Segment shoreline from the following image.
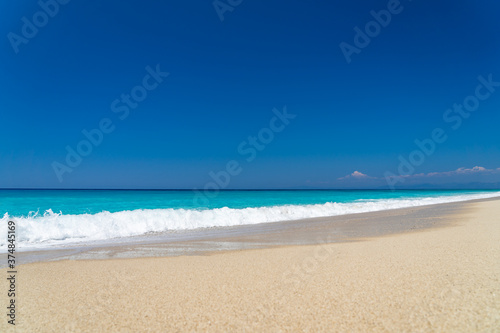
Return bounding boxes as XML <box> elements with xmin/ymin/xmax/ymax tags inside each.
<box><xmin>10</xmin><ymin>196</ymin><xmax>500</xmax><ymax>266</ymax></box>
<box><xmin>1</xmin><ymin>197</ymin><xmax>499</xmax><ymax>331</ymax></box>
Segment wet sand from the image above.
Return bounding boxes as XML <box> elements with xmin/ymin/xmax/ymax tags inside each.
<box><xmin>1</xmin><ymin>198</ymin><xmax>499</xmax><ymax>331</ymax></box>
<box><xmin>13</xmin><ymin>198</ymin><xmax>489</xmax><ymax>264</ymax></box>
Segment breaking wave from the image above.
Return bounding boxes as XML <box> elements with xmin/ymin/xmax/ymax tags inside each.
<box><xmin>1</xmin><ymin>191</ymin><xmax>499</xmax><ymax>250</ymax></box>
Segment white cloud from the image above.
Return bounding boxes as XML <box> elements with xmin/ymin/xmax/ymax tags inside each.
<box><xmin>413</xmin><ymin>166</ymin><xmax>498</xmax><ymax>178</ymax></box>
<box><xmin>340</xmin><ymin>166</ymin><xmax>500</xmax><ymax>182</ymax></box>
<box><xmin>338</xmin><ymin>171</ymin><xmax>375</xmax><ymax>180</ymax></box>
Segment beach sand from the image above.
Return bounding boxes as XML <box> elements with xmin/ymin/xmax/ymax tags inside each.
<box><xmin>1</xmin><ymin>199</ymin><xmax>499</xmax><ymax>332</ymax></box>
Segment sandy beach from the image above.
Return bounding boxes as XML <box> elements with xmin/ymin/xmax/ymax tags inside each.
<box><xmin>2</xmin><ymin>198</ymin><xmax>499</xmax><ymax>332</ymax></box>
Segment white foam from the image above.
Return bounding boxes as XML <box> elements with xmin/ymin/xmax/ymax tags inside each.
<box><xmin>1</xmin><ymin>192</ymin><xmax>499</xmax><ymax>251</ymax></box>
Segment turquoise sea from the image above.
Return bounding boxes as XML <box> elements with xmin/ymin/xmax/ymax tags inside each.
<box><xmin>1</xmin><ymin>189</ymin><xmax>499</xmax><ymax>250</ymax></box>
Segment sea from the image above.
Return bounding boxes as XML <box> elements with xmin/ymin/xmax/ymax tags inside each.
<box><xmin>1</xmin><ymin>189</ymin><xmax>499</xmax><ymax>251</ymax></box>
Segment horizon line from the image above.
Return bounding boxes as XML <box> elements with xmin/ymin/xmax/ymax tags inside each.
<box><xmin>0</xmin><ymin>188</ymin><xmax>499</xmax><ymax>191</ymax></box>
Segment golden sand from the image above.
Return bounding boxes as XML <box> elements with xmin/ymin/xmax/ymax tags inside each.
<box><xmin>1</xmin><ymin>199</ymin><xmax>499</xmax><ymax>332</ymax></box>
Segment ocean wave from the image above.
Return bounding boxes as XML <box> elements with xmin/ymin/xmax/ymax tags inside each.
<box><xmin>1</xmin><ymin>192</ymin><xmax>499</xmax><ymax>250</ymax></box>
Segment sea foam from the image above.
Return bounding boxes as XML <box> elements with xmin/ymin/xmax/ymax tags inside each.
<box><xmin>1</xmin><ymin>191</ymin><xmax>499</xmax><ymax>250</ymax></box>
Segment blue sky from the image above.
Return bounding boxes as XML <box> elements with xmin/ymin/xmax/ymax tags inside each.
<box><xmin>1</xmin><ymin>0</ymin><xmax>500</xmax><ymax>189</ymax></box>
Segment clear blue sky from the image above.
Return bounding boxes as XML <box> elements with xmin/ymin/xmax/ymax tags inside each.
<box><xmin>1</xmin><ymin>0</ymin><xmax>500</xmax><ymax>189</ymax></box>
